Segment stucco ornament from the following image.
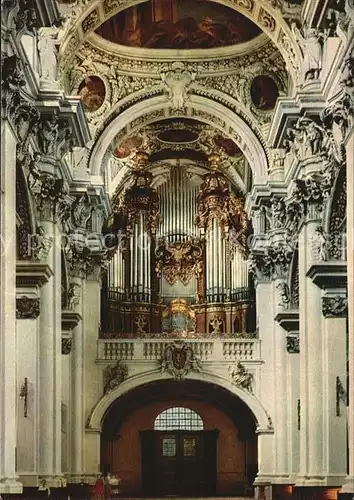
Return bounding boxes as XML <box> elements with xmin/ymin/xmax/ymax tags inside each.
<box><xmin>160</xmin><ymin>62</ymin><xmax>196</xmax><ymax>110</ymax></box>
<box><xmin>159</xmin><ymin>341</ymin><xmax>201</xmax><ymax>380</ymax></box>
<box><xmin>67</xmin><ymin>282</ymin><xmax>81</xmax><ymax>309</ymax></box>
<box><xmin>103</xmin><ymin>360</ymin><xmax>128</xmax><ymax>394</ymax></box>
<box><xmin>322</xmin><ymin>296</ymin><xmax>348</xmax><ymax>317</ymax></box>
<box><xmin>229</xmin><ymin>362</ymin><xmax>253</xmax><ymax>393</ymax></box>
<box><xmin>276</xmin><ymin>281</ymin><xmax>291</xmax><ymax>310</ymax></box>
<box><xmin>32</xmin><ymin>225</ymin><xmax>54</xmax><ymax>261</ymax></box>
<box><xmin>309</xmin><ymin>226</ymin><xmax>330</xmax><ymax>261</ymax></box>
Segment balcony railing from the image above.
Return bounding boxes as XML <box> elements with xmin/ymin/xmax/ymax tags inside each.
<box><xmin>97</xmin><ymin>338</ymin><xmax>260</xmax><ymax>363</ymax></box>
<box><xmin>106</xmin><ymin>287</ymin><xmax>255</xmax><ymax>305</ymax></box>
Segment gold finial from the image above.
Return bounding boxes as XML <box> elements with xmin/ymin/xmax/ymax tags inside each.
<box><xmin>208</xmin><ymin>153</ymin><xmax>221</xmax><ymax>170</ymax></box>
<box><xmin>134</xmin><ymin>151</ymin><xmax>149</xmax><ymax>170</ymax></box>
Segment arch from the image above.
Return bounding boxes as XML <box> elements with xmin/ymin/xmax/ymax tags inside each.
<box><xmin>88</xmin><ymin>94</ymin><xmax>269</xmax><ymax>186</ymax></box>
<box><xmin>86</xmin><ymin>370</ymin><xmax>273</xmax><ymax>433</ymax></box>
<box><xmin>59</xmin><ymin>0</ymin><xmax>302</xmax><ymax>87</ymax></box>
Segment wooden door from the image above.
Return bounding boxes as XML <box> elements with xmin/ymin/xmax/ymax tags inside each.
<box><xmin>140</xmin><ymin>430</ymin><xmax>218</xmax><ymax>496</ymax></box>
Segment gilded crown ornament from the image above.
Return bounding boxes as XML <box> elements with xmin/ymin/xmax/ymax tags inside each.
<box><xmin>195</xmin><ymin>154</ymin><xmax>249</xmax><ymax>248</ymax></box>
<box><xmin>120</xmin><ymin>151</ymin><xmax>160</xmax><ymax>235</ymax></box>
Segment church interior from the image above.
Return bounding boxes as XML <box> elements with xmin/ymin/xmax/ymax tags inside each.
<box><xmin>0</xmin><ymin>0</ymin><xmax>353</xmax><ymax>499</ymax></box>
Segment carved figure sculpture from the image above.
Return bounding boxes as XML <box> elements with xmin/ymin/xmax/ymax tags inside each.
<box><xmin>292</xmin><ymin>23</ymin><xmax>326</xmax><ymax>81</ymax></box>
<box><xmin>67</xmin><ymin>282</ymin><xmax>81</xmax><ymax>310</ymax></box>
<box><xmin>38</xmin><ymin>115</ymin><xmax>59</xmax><ymax>155</ymax></box>
<box><xmin>103</xmin><ymin>361</ymin><xmax>128</xmax><ymax>394</ymax></box>
<box><xmin>27</xmin><ymin>152</ymin><xmax>41</xmax><ymax>188</ymax></box>
<box><xmin>71</xmin><ymin>192</ymin><xmax>93</xmax><ymax>229</ymax></box>
<box><xmin>229</xmin><ymin>362</ymin><xmax>253</xmax><ymax>392</ymax></box>
<box><xmin>276</xmin><ymin>281</ymin><xmax>290</xmax><ymax>310</ymax></box>
<box><xmin>310</xmin><ymin>226</ymin><xmax>329</xmax><ymax>261</ymax></box>
<box><xmin>37</xmin><ymin>26</ymin><xmax>59</xmax><ymax>84</ymax></box>
<box><xmin>209</xmin><ymin>316</ymin><xmax>224</xmax><ymax>334</ymax></box>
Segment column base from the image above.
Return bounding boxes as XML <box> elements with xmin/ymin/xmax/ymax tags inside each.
<box><xmin>272</xmin><ymin>484</ymin><xmax>295</xmax><ymax>500</ymax></box>
<box><xmin>254</xmin><ymin>483</ymin><xmax>273</xmax><ymax>500</ymax></box>
<box><xmin>293</xmin><ymin>486</ymin><xmax>341</xmax><ymax>500</ymax></box>
<box><xmin>0</xmin><ymin>477</ymin><xmax>23</xmax><ymax>494</ymax></box>
<box><xmin>295</xmin><ymin>475</ymin><xmax>347</xmax><ymax>487</ymax></box>
<box><xmin>2</xmin><ymin>486</ymin><xmax>70</xmax><ymax>499</ymax></box>
<box><xmin>340</xmin><ymin>476</ymin><xmax>354</xmax><ymax>494</ymax></box>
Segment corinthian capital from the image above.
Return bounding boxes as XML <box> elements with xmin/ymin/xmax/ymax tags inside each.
<box><xmin>32</xmin><ymin>173</ymin><xmax>68</xmax><ymax>221</ymax></box>
<box><xmin>249</xmin><ymin>243</ymin><xmax>293</xmax><ymax>282</ymax></box>
<box><xmin>14</xmin><ymin>0</ymin><xmax>39</xmax><ymax>36</ymax></box>
<box><xmin>1</xmin><ymin>55</ymin><xmax>40</xmax><ymax>142</ymax></box>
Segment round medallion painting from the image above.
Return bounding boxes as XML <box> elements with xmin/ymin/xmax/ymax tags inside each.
<box><xmin>251</xmin><ymin>75</ymin><xmax>279</xmax><ymax>111</ymax></box>
<box><xmin>78</xmin><ymin>76</ymin><xmax>106</xmax><ymax>112</ymax></box>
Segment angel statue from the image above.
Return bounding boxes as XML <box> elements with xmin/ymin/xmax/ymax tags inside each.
<box><xmin>292</xmin><ymin>23</ymin><xmax>327</xmax><ymax>81</ymax></box>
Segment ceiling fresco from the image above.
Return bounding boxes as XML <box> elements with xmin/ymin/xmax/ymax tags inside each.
<box><xmin>111</xmin><ymin>119</ymin><xmax>242</xmax><ymax>161</ymax></box>
<box><xmin>95</xmin><ymin>0</ymin><xmax>262</xmax><ymax>49</ymax></box>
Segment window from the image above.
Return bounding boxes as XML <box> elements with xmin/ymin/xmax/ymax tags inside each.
<box><xmin>154</xmin><ymin>407</ymin><xmax>204</xmax><ymax>431</ymax></box>
<box><xmin>162</xmin><ymin>438</ymin><xmax>177</xmax><ymax>457</ymax></box>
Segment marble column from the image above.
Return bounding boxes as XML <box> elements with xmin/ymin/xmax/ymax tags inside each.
<box><xmin>287</xmin><ymin>349</ymin><xmax>300</xmax><ymax>483</ymax></box>
<box><xmin>16</xmin><ymin>293</ymin><xmax>40</xmax><ymax>487</ymax></box>
<box><xmin>70</xmin><ymin>275</ymin><xmax>85</xmax><ymax>482</ymax></box>
<box><xmin>341</xmin><ymin>127</ymin><xmax>354</xmax><ymax>494</ymax></box>
<box><xmin>253</xmin><ymin>280</ymin><xmax>276</xmax><ymax>485</ymax></box>
<box><xmin>38</xmin><ymin>217</ymin><xmax>62</xmax><ymax>484</ymax></box>
<box><xmin>0</xmin><ymin>121</ymin><xmax>23</xmax><ymax>494</ymax></box>
<box><xmin>272</xmin><ymin>278</ymin><xmax>290</xmax><ymax>484</ymax></box>
<box><xmin>296</xmin><ymin>217</ymin><xmax>324</xmax><ymax>486</ymax></box>
<box><xmin>83</xmin><ymin>276</ymin><xmax>102</xmax><ymax>479</ymax></box>
<box><xmin>322</xmin><ymin>304</ymin><xmax>347</xmax><ymax>483</ymax></box>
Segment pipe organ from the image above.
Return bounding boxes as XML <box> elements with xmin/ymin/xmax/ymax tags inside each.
<box><xmin>102</xmin><ymin>153</ymin><xmax>255</xmax><ymax>337</ymax></box>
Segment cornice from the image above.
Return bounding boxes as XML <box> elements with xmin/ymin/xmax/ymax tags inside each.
<box><xmin>88</xmin><ymin>31</ymin><xmax>270</xmax><ymax>63</ymax></box>
<box><xmin>35</xmin><ymin>94</ymin><xmax>91</xmax><ymax>148</ymax></box>
<box><xmin>62</xmin><ymin>310</ymin><xmax>82</xmax><ymax>332</ymax></box>
<box><xmin>306</xmin><ymin>261</ymin><xmax>347</xmax><ymax>290</ymax></box>
<box><xmin>75</xmin><ymin>36</ymin><xmax>280</xmax><ymax>79</ymax></box>
<box><xmin>268</xmin><ymin>93</ymin><xmax>327</xmax><ymax>148</ymax></box>
<box><xmin>274</xmin><ymin>310</ymin><xmax>299</xmax><ymax>334</ymax></box>
<box><xmin>16</xmin><ymin>261</ymin><xmax>54</xmax><ymax>287</ymax></box>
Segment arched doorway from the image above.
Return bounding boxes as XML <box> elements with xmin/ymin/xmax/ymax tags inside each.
<box><xmin>100</xmin><ymin>379</ymin><xmax>258</xmax><ymax>497</ymax></box>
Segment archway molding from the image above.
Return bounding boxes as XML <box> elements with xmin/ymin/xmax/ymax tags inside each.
<box><xmin>86</xmin><ymin>370</ymin><xmax>273</xmax><ymax>433</ymax></box>
<box><xmin>89</xmin><ymin>93</ymin><xmax>269</xmax><ymax>187</ymax></box>
<box><xmin>59</xmin><ymin>0</ymin><xmax>302</xmax><ymax>86</ymax></box>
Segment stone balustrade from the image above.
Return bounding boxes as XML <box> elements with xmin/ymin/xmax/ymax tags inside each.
<box><xmin>97</xmin><ymin>338</ymin><xmax>261</xmax><ymax>363</ymax></box>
